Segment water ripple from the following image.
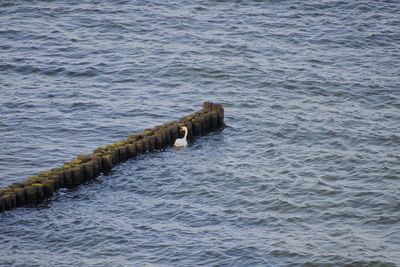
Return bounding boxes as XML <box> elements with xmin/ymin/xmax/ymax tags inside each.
<box><xmin>1</xmin><ymin>0</ymin><xmax>400</xmax><ymax>266</ymax></box>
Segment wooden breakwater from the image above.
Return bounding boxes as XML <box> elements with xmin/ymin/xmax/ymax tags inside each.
<box><xmin>0</xmin><ymin>102</ymin><xmax>224</xmax><ymax>213</ymax></box>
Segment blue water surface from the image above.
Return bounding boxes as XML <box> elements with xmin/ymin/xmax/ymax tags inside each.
<box><xmin>1</xmin><ymin>1</ymin><xmax>399</xmax><ymax>266</ymax></box>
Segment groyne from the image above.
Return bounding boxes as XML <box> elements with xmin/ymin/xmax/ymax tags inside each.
<box><xmin>0</xmin><ymin>102</ymin><xmax>224</xmax><ymax>213</ymax></box>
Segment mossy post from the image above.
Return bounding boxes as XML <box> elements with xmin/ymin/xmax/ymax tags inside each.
<box><xmin>102</xmin><ymin>154</ymin><xmax>113</xmax><ymax>173</ymax></box>
<box><xmin>42</xmin><ymin>179</ymin><xmax>55</xmax><ymax>198</ymax></box>
<box><xmin>92</xmin><ymin>159</ymin><xmax>100</xmax><ymax>178</ymax></box>
<box><xmin>63</xmin><ymin>167</ymin><xmax>73</xmax><ymax>188</ymax></box>
<box><xmin>0</xmin><ymin>102</ymin><xmax>225</xmax><ymax>213</ymax></box>
<box><xmin>170</xmin><ymin>124</ymin><xmax>179</xmax><ymax>141</ymax></box>
<box><xmin>199</xmin><ymin>113</ymin><xmax>209</xmax><ymax>134</ymax></box>
<box><xmin>14</xmin><ymin>187</ymin><xmax>26</xmax><ymax>207</ymax></box>
<box><xmin>203</xmin><ymin>101</ymin><xmax>213</xmax><ymax>111</ymax></box>
<box><xmin>114</xmin><ymin>142</ymin><xmax>127</xmax><ymax>162</ymax></box>
<box><xmin>3</xmin><ymin>194</ymin><xmax>13</xmax><ymax>211</ymax></box>
<box><xmin>192</xmin><ymin>118</ymin><xmax>201</xmax><ymax>136</ymax></box>
<box><xmin>158</xmin><ymin>130</ymin><xmax>167</xmax><ymax>148</ymax></box>
<box><xmin>142</xmin><ymin>137</ymin><xmax>150</xmax><ymax>153</ymax></box>
<box><xmin>25</xmin><ymin>186</ymin><xmax>37</xmax><ymax>205</ymax></box>
<box><xmin>71</xmin><ymin>165</ymin><xmax>84</xmax><ymax>186</ymax></box>
<box><xmin>212</xmin><ymin>103</ymin><xmax>224</xmax><ymax>127</ymax></box>
<box><xmin>84</xmin><ymin>161</ymin><xmax>94</xmax><ymax>181</ymax></box>
<box><xmin>0</xmin><ymin>189</ymin><xmax>16</xmax><ymax>210</ymax></box>
<box><xmin>143</xmin><ymin>129</ymin><xmax>153</xmax><ymax>137</ymax></box>
<box><xmin>8</xmin><ymin>183</ymin><xmax>26</xmax><ymax>207</ymax></box>
<box><xmin>107</xmin><ymin>146</ymin><xmax>119</xmax><ymax>165</ymax></box>
<box><xmin>200</xmin><ymin>113</ymin><xmax>207</xmax><ymax>133</ymax></box>
<box><xmin>49</xmin><ymin>169</ymin><xmax>62</xmax><ymax>190</ymax></box>
<box><xmin>206</xmin><ymin>112</ymin><xmax>213</xmax><ymax>132</ymax></box>
<box><xmin>33</xmin><ymin>184</ymin><xmax>45</xmax><ymax>204</ymax></box>
<box><xmin>93</xmin><ymin>154</ymin><xmax>103</xmax><ymax>174</ymax></box>
<box><xmin>154</xmin><ymin>133</ymin><xmax>163</xmax><ymax>150</ymax></box>
<box><xmin>0</xmin><ymin>195</ymin><xmax>5</xmax><ymax>213</ymax></box>
<box><xmin>210</xmin><ymin>110</ymin><xmax>218</xmax><ymax>129</ymax></box>
<box><xmin>148</xmin><ymin>136</ymin><xmax>155</xmax><ymax>152</ymax></box>
<box><xmin>126</xmin><ymin>143</ymin><xmax>136</xmax><ymax>158</ymax></box>
<box><xmin>136</xmin><ymin>140</ymin><xmax>144</xmax><ymax>154</ymax></box>
<box><xmin>162</xmin><ymin>128</ymin><xmax>172</xmax><ymax>145</ymax></box>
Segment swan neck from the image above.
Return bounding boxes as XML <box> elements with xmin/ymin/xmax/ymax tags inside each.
<box><xmin>183</xmin><ymin>128</ymin><xmax>188</xmax><ymax>139</ymax></box>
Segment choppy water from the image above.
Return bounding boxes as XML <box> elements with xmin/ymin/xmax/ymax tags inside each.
<box><xmin>1</xmin><ymin>1</ymin><xmax>400</xmax><ymax>266</ymax></box>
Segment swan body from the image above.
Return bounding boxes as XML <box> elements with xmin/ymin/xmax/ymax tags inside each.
<box><xmin>174</xmin><ymin>126</ymin><xmax>188</xmax><ymax>147</ymax></box>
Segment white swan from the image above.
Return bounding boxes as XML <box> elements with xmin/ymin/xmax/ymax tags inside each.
<box><xmin>174</xmin><ymin>126</ymin><xmax>188</xmax><ymax>147</ymax></box>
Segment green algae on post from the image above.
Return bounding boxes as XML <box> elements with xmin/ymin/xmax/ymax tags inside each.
<box><xmin>0</xmin><ymin>102</ymin><xmax>225</xmax><ymax>213</ymax></box>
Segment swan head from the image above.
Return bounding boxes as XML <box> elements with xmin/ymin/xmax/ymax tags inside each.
<box><xmin>179</xmin><ymin>126</ymin><xmax>187</xmax><ymax>135</ymax></box>
<box><xmin>178</xmin><ymin>126</ymin><xmax>188</xmax><ymax>138</ymax></box>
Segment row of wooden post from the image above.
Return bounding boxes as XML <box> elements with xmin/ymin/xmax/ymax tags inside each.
<box><xmin>0</xmin><ymin>102</ymin><xmax>224</xmax><ymax>213</ymax></box>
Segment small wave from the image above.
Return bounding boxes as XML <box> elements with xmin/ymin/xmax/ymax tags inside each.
<box><xmin>64</xmin><ymin>67</ymin><xmax>99</xmax><ymax>78</ymax></box>
<box><xmin>0</xmin><ymin>63</ymin><xmax>72</xmax><ymax>77</ymax></box>
<box><xmin>71</xmin><ymin>102</ymin><xmax>102</xmax><ymax>109</ymax></box>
